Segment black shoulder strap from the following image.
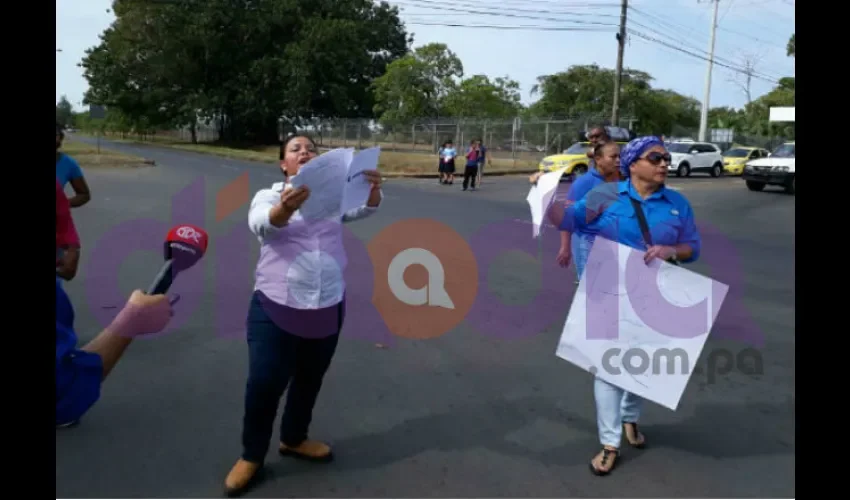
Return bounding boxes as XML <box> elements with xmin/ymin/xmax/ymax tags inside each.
<box><xmin>629</xmin><ymin>196</ymin><xmax>653</xmax><ymax>247</ymax></box>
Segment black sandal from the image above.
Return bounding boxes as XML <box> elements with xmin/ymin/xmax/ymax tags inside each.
<box><xmin>623</xmin><ymin>422</ymin><xmax>646</xmax><ymax>448</ymax></box>
<box><xmin>589</xmin><ymin>448</ymin><xmax>618</xmax><ymax>476</ymax></box>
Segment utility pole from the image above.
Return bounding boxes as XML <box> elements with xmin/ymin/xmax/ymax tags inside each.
<box><xmin>698</xmin><ymin>0</ymin><xmax>720</xmax><ymax>142</ymax></box>
<box><xmin>611</xmin><ymin>0</ymin><xmax>628</xmax><ymax>126</ymax></box>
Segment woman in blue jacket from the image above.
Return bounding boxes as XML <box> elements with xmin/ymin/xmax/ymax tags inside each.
<box><xmin>553</xmin><ymin>136</ymin><xmax>701</xmax><ymax>475</ymax></box>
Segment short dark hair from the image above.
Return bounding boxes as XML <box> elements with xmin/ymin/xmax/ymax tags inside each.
<box><xmin>56</xmin><ymin>123</ymin><xmax>65</xmax><ymax>139</ymax></box>
<box><xmin>588</xmin><ymin>125</ymin><xmax>610</xmax><ymax>140</ymax></box>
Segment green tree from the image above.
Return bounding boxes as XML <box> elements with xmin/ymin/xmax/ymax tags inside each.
<box><xmin>787</xmin><ymin>34</ymin><xmax>795</xmax><ymax>57</ymax></box>
<box><xmin>56</xmin><ymin>96</ymin><xmax>75</xmax><ymax>127</ymax></box>
<box><xmin>81</xmin><ymin>0</ymin><xmax>409</xmax><ymax>143</ymax></box>
<box><xmin>527</xmin><ymin>64</ymin><xmax>699</xmax><ymax>134</ymax></box>
<box><xmin>442</xmin><ymin>75</ymin><xmax>521</xmax><ymax>119</ymax></box>
<box><xmin>371</xmin><ymin>43</ymin><xmax>463</xmax><ymax>125</ymax></box>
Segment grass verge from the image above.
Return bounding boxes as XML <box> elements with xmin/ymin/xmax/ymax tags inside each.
<box><xmin>64</xmin><ymin>140</ymin><xmax>154</xmax><ymax>169</ymax></box>
<box><xmin>78</xmin><ymin>134</ymin><xmax>540</xmax><ymax>176</ymax></box>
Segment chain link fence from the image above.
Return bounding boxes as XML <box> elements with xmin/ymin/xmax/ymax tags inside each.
<box><xmin>276</xmin><ymin>116</ymin><xmax>636</xmax><ymax>164</ymax></box>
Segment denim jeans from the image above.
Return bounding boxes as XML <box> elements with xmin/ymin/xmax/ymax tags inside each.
<box><xmin>571</xmin><ymin>232</ymin><xmax>595</xmax><ymax>281</ymax></box>
<box><xmin>594</xmin><ymin>377</ymin><xmax>643</xmax><ymax>448</ymax></box>
<box><xmin>241</xmin><ymin>292</ymin><xmax>343</xmax><ymax>463</ymax></box>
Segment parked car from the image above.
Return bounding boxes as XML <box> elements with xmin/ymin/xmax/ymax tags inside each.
<box><xmin>722</xmin><ymin>146</ymin><xmax>771</xmax><ymax>175</ymax></box>
<box><xmin>666</xmin><ymin>141</ymin><xmax>725</xmax><ymax>177</ymax></box>
<box><xmin>741</xmin><ymin>142</ymin><xmax>795</xmax><ymax>194</ymax></box>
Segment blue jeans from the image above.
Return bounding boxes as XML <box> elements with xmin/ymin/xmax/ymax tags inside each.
<box><xmin>571</xmin><ymin>232</ymin><xmax>595</xmax><ymax>281</ymax></box>
<box><xmin>594</xmin><ymin>377</ymin><xmax>643</xmax><ymax>448</ymax></box>
<box><xmin>241</xmin><ymin>293</ymin><xmax>343</xmax><ymax>463</ymax></box>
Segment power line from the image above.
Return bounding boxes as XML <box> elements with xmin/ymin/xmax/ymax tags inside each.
<box><xmin>627</xmin><ymin>29</ymin><xmax>779</xmax><ymax>84</ymax></box>
<box><xmin>394</xmin><ymin>0</ymin><xmax>619</xmax><ymax>27</ymax></box>
<box><xmin>407</xmin><ymin>21</ymin><xmax>612</xmax><ymax>31</ymax></box>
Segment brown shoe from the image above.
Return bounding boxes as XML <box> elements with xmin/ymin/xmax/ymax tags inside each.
<box><xmin>279</xmin><ymin>439</ymin><xmax>334</xmax><ymax>463</ymax></box>
<box><xmin>224</xmin><ymin>459</ymin><xmax>263</xmax><ymax>497</ymax></box>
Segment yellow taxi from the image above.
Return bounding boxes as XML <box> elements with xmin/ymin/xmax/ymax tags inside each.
<box><xmin>538</xmin><ymin>141</ymin><xmax>627</xmax><ymax>176</ymax></box>
<box><xmin>722</xmin><ymin>146</ymin><xmax>770</xmax><ymax>175</ymax></box>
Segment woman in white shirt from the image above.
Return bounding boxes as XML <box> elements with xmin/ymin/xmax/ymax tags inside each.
<box><xmin>225</xmin><ymin>134</ymin><xmax>383</xmax><ymax>496</ymax></box>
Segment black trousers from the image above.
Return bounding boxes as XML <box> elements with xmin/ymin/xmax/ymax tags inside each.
<box><xmin>463</xmin><ymin>165</ymin><xmax>479</xmax><ymax>189</ymax></box>
<box><xmin>241</xmin><ymin>293</ymin><xmax>342</xmax><ymax>463</ymax></box>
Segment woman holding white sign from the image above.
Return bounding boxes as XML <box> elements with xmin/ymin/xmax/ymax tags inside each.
<box><xmin>224</xmin><ymin>134</ymin><xmax>383</xmax><ymax>496</ymax></box>
<box><xmin>552</xmin><ymin>135</ymin><xmax>702</xmax><ymax>476</ymax></box>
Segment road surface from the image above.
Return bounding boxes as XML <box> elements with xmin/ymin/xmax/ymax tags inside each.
<box><xmin>56</xmin><ymin>137</ymin><xmax>795</xmax><ymax>498</ymax></box>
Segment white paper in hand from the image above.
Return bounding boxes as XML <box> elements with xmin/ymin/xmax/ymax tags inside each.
<box><xmin>341</xmin><ymin>146</ymin><xmax>380</xmax><ymax>215</ymax></box>
<box><xmin>555</xmin><ymin>237</ymin><xmax>729</xmax><ymax>411</ymax></box>
<box><xmin>290</xmin><ymin>148</ymin><xmax>353</xmax><ymax>220</ymax></box>
<box><xmin>526</xmin><ymin>168</ymin><xmax>566</xmax><ymax>238</ymax></box>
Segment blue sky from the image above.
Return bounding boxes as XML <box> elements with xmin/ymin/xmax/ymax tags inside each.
<box><xmin>56</xmin><ymin>0</ymin><xmax>794</xmax><ymax>113</ymax></box>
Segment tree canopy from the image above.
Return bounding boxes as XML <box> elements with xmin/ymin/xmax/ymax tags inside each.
<box><xmin>81</xmin><ymin>0</ymin><xmax>410</xmax><ymax>142</ymax></box>
<box><xmin>75</xmin><ymin>4</ymin><xmax>794</xmax><ymax>143</ymax></box>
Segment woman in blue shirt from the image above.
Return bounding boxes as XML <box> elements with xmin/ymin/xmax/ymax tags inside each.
<box><xmin>554</xmin><ymin>136</ymin><xmax>701</xmax><ymax>475</ymax></box>
<box><xmin>564</xmin><ymin>141</ymin><xmax>621</xmax><ymax>283</ymax></box>
<box><xmin>530</xmin><ymin>141</ymin><xmax>620</xmax><ymax>283</ymax></box>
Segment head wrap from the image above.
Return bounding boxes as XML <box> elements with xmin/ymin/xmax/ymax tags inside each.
<box><xmin>619</xmin><ymin>136</ymin><xmax>664</xmax><ymax>178</ymax></box>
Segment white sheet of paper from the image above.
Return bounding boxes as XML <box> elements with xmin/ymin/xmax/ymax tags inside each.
<box><xmin>555</xmin><ymin>237</ymin><xmax>729</xmax><ymax>410</ymax></box>
<box><xmin>526</xmin><ymin>169</ymin><xmax>566</xmax><ymax>238</ymax></box>
<box><xmin>290</xmin><ymin>148</ymin><xmax>353</xmax><ymax>220</ymax></box>
<box><xmin>341</xmin><ymin>146</ymin><xmax>380</xmax><ymax>215</ymax></box>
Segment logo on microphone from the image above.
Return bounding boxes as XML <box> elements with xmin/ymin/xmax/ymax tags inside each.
<box><xmin>176</xmin><ymin>225</ymin><xmax>203</xmax><ymax>244</ymax></box>
<box><xmin>368</xmin><ymin>219</ymin><xmax>477</xmax><ymax>339</ymax></box>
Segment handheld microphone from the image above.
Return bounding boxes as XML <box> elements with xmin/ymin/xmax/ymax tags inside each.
<box><xmin>146</xmin><ymin>224</ymin><xmax>209</xmax><ymax>295</ymax></box>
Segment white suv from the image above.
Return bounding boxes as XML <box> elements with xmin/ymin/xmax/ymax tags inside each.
<box><xmin>666</xmin><ymin>141</ymin><xmax>725</xmax><ymax>177</ymax></box>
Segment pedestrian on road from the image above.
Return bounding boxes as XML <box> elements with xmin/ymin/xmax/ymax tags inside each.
<box><xmin>462</xmin><ymin>139</ymin><xmax>481</xmax><ymax>191</ymax></box>
<box><xmin>438</xmin><ymin>140</ymin><xmax>457</xmax><ymax>185</ymax></box>
<box><xmin>474</xmin><ymin>138</ymin><xmax>490</xmax><ymax>187</ymax></box>
<box><xmin>529</xmin><ymin>140</ymin><xmax>621</xmax><ymax>283</ymax></box>
<box><xmin>56</xmin><ymin>123</ymin><xmax>91</xmax><ymax>208</ymax></box>
<box><xmin>225</xmin><ymin>134</ymin><xmax>383</xmax><ymax>496</ymax></box>
<box><xmin>550</xmin><ymin>136</ymin><xmax>702</xmax><ymax>476</ymax></box>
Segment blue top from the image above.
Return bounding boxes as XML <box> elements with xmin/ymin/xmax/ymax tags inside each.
<box><xmin>56</xmin><ymin>279</ymin><xmax>103</xmax><ymax>425</ymax></box>
<box><xmin>439</xmin><ymin>147</ymin><xmax>457</xmax><ymax>160</ymax></box>
<box><xmin>559</xmin><ymin>180</ymin><xmax>701</xmax><ymax>263</ymax></box>
<box><xmin>566</xmin><ymin>167</ymin><xmax>606</xmax><ymax>203</ymax></box>
<box><xmin>56</xmin><ymin>153</ymin><xmax>83</xmax><ymax>187</ymax></box>
<box><xmin>476</xmin><ymin>145</ymin><xmax>487</xmax><ymax>166</ymax></box>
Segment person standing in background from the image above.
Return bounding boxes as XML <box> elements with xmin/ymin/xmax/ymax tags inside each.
<box><xmin>475</xmin><ymin>139</ymin><xmax>490</xmax><ymax>187</ymax></box>
<box><xmin>438</xmin><ymin>140</ymin><xmax>457</xmax><ymax>185</ymax></box>
<box><xmin>56</xmin><ymin>123</ymin><xmax>91</xmax><ymax>208</ymax></box>
<box><xmin>462</xmin><ymin>140</ymin><xmax>481</xmax><ymax>191</ymax></box>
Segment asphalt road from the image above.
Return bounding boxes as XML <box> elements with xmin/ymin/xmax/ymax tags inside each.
<box><xmin>56</xmin><ymin>136</ymin><xmax>795</xmax><ymax>498</ymax></box>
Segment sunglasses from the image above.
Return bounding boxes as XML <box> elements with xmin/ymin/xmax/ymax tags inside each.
<box><xmin>642</xmin><ymin>152</ymin><xmax>672</xmax><ymax>165</ymax></box>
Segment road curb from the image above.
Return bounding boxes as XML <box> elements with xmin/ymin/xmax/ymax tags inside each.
<box><xmin>71</xmin><ymin>134</ymin><xmax>539</xmax><ymax>178</ymax></box>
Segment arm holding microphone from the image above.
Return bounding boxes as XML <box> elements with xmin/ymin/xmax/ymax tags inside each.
<box><xmin>56</xmin><ymin>285</ymin><xmax>175</xmax><ymax>427</ymax></box>
<box><xmin>57</xmin><ymin>224</ymin><xmax>209</xmax><ymax>427</ymax></box>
